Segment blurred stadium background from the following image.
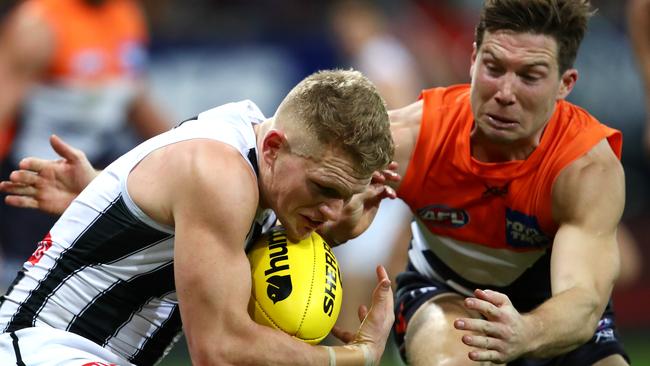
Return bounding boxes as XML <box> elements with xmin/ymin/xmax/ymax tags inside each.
<box><xmin>2</xmin><ymin>0</ymin><xmax>648</xmax><ymax>364</ymax></box>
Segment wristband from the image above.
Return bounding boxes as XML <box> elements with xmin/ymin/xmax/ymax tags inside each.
<box><xmin>358</xmin><ymin>344</ymin><xmax>373</xmax><ymax>366</ymax></box>
<box><xmin>333</xmin><ymin>344</ymin><xmax>374</xmax><ymax>366</ymax></box>
<box><xmin>327</xmin><ymin>346</ymin><xmax>336</xmax><ymax>366</ymax></box>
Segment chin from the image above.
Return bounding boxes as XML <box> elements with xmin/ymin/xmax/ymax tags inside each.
<box><xmin>285</xmin><ymin>225</ymin><xmax>312</xmax><ymax>242</ymax></box>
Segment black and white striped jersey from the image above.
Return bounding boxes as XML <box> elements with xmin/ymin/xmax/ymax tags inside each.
<box><xmin>0</xmin><ymin>100</ymin><xmax>277</xmax><ymax>366</ymax></box>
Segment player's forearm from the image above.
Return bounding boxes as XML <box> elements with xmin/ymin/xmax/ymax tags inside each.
<box><xmin>188</xmin><ymin>321</ymin><xmax>374</xmax><ymax>366</ymax></box>
<box><xmin>521</xmin><ymin>287</ymin><xmax>602</xmax><ymax>359</ymax></box>
<box><xmin>187</xmin><ymin>326</ymin><xmax>323</xmax><ymax>365</ymax></box>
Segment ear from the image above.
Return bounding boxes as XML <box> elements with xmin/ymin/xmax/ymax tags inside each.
<box><xmin>261</xmin><ymin>129</ymin><xmax>287</xmax><ymax>166</ymax></box>
<box><xmin>557</xmin><ymin>68</ymin><xmax>578</xmax><ymax>100</ymax></box>
<box><xmin>469</xmin><ymin>42</ymin><xmax>478</xmax><ymax>78</ymax></box>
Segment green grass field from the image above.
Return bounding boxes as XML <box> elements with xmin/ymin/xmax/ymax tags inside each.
<box><xmin>158</xmin><ymin>329</ymin><xmax>650</xmax><ymax>365</ymax></box>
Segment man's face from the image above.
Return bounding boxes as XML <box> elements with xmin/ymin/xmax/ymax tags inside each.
<box><xmin>265</xmin><ymin>144</ymin><xmax>370</xmax><ymax>242</ymax></box>
<box><xmin>469</xmin><ymin>30</ymin><xmax>576</xmax><ymax>147</ymax></box>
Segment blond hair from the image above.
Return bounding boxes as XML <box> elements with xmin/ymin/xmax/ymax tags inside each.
<box><xmin>276</xmin><ymin>69</ymin><xmax>393</xmax><ymax>177</ymax></box>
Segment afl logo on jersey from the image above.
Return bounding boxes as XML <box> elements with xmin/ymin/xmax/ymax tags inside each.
<box><xmin>417</xmin><ymin>205</ymin><xmax>469</xmax><ymax>228</ymax></box>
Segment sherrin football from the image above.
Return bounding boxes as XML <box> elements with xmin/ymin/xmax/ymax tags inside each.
<box><xmin>247</xmin><ymin>226</ymin><xmax>343</xmax><ymax>344</ymax></box>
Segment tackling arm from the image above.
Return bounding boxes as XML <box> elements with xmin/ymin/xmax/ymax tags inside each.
<box><xmin>522</xmin><ymin>138</ymin><xmax>624</xmax><ymax>358</ymax></box>
<box><xmin>0</xmin><ymin>135</ymin><xmax>98</xmax><ymax>215</ymax></box>
<box><xmin>452</xmin><ymin>139</ymin><xmax>624</xmax><ymax>363</ymax></box>
<box><xmin>317</xmin><ymin>100</ymin><xmax>423</xmax><ymax>245</ymax></box>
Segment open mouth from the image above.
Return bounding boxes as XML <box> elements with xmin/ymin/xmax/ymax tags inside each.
<box><xmin>301</xmin><ymin>215</ymin><xmax>323</xmax><ymax>231</ymax></box>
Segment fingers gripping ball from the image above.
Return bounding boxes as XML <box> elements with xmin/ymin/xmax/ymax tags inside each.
<box><xmin>247</xmin><ymin>226</ymin><xmax>343</xmax><ymax>344</ymax></box>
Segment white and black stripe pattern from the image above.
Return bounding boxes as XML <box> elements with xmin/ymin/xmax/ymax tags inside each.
<box><xmin>0</xmin><ymin>100</ymin><xmax>273</xmax><ymax>366</ymax></box>
<box><xmin>2</xmin><ymin>195</ymin><xmax>175</xmax><ymax>363</ymax></box>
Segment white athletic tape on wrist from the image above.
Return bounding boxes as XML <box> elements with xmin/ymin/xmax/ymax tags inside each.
<box><xmin>359</xmin><ymin>344</ymin><xmax>373</xmax><ymax>366</ymax></box>
<box><xmin>327</xmin><ymin>346</ymin><xmax>336</xmax><ymax>366</ymax></box>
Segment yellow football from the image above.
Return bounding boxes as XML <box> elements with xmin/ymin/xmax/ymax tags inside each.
<box><xmin>247</xmin><ymin>226</ymin><xmax>343</xmax><ymax>344</ymax></box>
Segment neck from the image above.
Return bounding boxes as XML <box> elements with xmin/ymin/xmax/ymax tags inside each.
<box><xmin>470</xmin><ymin>125</ymin><xmax>545</xmax><ymax>163</ymax></box>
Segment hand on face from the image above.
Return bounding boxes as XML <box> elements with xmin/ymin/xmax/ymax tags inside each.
<box><xmin>370</xmin><ymin>161</ymin><xmax>401</xmax><ymax>199</ymax></box>
<box><xmin>453</xmin><ymin>289</ymin><xmax>533</xmax><ymax>364</ymax></box>
<box><xmin>317</xmin><ymin>162</ymin><xmax>402</xmax><ymax>244</ymax></box>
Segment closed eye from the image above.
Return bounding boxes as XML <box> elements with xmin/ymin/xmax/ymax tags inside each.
<box><xmin>314</xmin><ymin>182</ymin><xmax>343</xmax><ymax>199</ymax></box>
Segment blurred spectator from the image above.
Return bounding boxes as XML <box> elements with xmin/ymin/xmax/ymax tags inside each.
<box><xmin>628</xmin><ymin>0</ymin><xmax>650</xmax><ymax>158</ymax></box>
<box><xmin>0</xmin><ymin>0</ymin><xmax>170</xmax><ymax>289</ymax></box>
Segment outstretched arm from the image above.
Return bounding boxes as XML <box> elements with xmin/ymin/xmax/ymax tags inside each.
<box><xmin>0</xmin><ymin>135</ymin><xmax>98</xmax><ymax>215</ymax></box>
<box><xmin>318</xmin><ymin>99</ymin><xmax>424</xmax><ymax>245</ymax></box>
<box><xmin>453</xmin><ymin>139</ymin><xmax>624</xmax><ymax>363</ymax></box>
<box><xmin>318</xmin><ymin>162</ymin><xmax>400</xmax><ymax>245</ymax></box>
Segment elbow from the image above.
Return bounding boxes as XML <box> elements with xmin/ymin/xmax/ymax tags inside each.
<box><xmin>186</xmin><ymin>323</ymin><xmax>255</xmax><ymax>366</ymax></box>
<box><xmin>186</xmin><ymin>337</ymin><xmax>229</xmax><ymax>366</ymax></box>
<box><xmin>575</xmin><ymin>300</ymin><xmax>603</xmax><ymax>345</ymax></box>
<box><xmin>187</xmin><ymin>339</ymin><xmax>240</xmax><ymax>366</ymax></box>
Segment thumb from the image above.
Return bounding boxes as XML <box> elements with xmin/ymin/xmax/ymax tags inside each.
<box><xmin>371</xmin><ymin>265</ymin><xmax>393</xmax><ymax>309</ymax></box>
<box><xmin>50</xmin><ymin>135</ymin><xmax>80</xmax><ymax>162</ymax></box>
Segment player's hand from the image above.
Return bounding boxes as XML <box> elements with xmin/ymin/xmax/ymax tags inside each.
<box><xmin>454</xmin><ymin>289</ymin><xmax>532</xmax><ymax>364</ymax></box>
<box><xmin>0</xmin><ymin>135</ymin><xmax>98</xmax><ymax>215</ymax></box>
<box><xmin>331</xmin><ymin>265</ymin><xmax>395</xmax><ymax>364</ymax></box>
<box><xmin>319</xmin><ymin>162</ymin><xmax>401</xmax><ymax>244</ymax></box>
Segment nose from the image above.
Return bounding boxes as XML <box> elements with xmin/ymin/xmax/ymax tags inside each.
<box><xmin>495</xmin><ymin>73</ymin><xmax>516</xmax><ymax>106</ymax></box>
<box><xmin>319</xmin><ymin>198</ymin><xmax>344</xmax><ymax>223</ymax></box>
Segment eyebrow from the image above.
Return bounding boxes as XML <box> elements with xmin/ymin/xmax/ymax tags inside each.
<box><xmin>315</xmin><ymin>179</ymin><xmax>354</xmax><ymax>199</ymax></box>
<box><xmin>483</xmin><ymin>50</ymin><xmax>551</xmax><ymax>69</ymax></box>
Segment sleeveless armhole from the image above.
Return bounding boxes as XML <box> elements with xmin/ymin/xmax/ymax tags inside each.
<box><xmin>397</xmin><ymin>89</ymin><xmax>438</xmax><ymax>204</ymax></box>
<box><xmin>542</xmin><ymin>105</ymin><xmax>622</xmax><ymax>228</ymax></box>
<box><xmin>119</xmin><ymin>157</ymin><xmax>174</xmax><ymax>235</ymax></box>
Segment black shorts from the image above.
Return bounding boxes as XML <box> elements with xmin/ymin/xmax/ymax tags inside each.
<box><xmin>392</xmin><ymin>269</ymin><xmax>631</xmax><ymax>366</ymax></box>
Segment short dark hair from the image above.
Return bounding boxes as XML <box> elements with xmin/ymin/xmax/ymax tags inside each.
<box><xmin>475</xmin><ymin>0</ymin><xmax>595</xmax><ymax>73</ymax></box>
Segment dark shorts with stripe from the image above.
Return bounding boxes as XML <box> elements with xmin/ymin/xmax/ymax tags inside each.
<box><xmin>392</xmin><ymin>268</ymin><xmax>630</xmax><ymax>366</ymax></box>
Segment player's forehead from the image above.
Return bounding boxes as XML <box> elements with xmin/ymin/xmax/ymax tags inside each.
<box><xmin>480</xmin><ymin>30</ymin><xmax>558</xmax><ymax>69</ymax></box>
<box><xmin>307</xmin><ymin>149</ymin><xmax>370</xmax><ymax>195</ymax></box>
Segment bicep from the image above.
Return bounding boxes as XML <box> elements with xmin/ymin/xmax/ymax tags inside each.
<box><xmin>388</xmin><ymin>100</ymin><xmax>423</xmax><ymax>187</ymax></box>
<box><xmin>169</xmin><ymin>143</ymin><xmax>260</xmax><ymax>357</ymax></box>
<box><xmin>550</xmin><ymin>140</ymin><xmax>624</xmax><ymax>300</ymax></box>
<box><xmin>174</xmin><ymin>223</ymin><xmax>255</xmax><ymax>349</ymax></box>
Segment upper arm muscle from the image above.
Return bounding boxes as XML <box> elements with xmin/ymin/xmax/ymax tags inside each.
<box><xmin>130</xmin><ymin>140</ymin><xmax>261</xmax><ymax>360</ymax></box>
<box><xmin>389</xmin><ymin>100</ymin><xmax>423</xmax><ymax>187</ymax></box>
<box><xmin>550</xmin><ymin>139</ymin><xmax>624</xmax><ymax>300</ymax></box>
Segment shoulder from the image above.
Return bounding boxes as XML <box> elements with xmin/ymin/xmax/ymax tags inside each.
<box><xmin>167</xmin><ymin>139</ymin><xmax>259</xmax><ymax>198</ymax></box>
<box><xmin>131</xmin><ymin>139</ymin><xmax>260</xmax><ymax>229</ymax></box>
<box><xmin>552</xmin><ymin>139</ymin><xmax>624</xmax><ymax>227</ymax></box>
<box><xmin>389</xmin><ymin>100</ymin><xmax>423</xmax><ymax>179</ymax></box>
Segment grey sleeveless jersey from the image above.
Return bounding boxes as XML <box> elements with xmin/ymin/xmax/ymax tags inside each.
<box><xmin>0</xmin><ymin>100</ymin><xmax>276</xmax><ymax>366</ymax></box>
